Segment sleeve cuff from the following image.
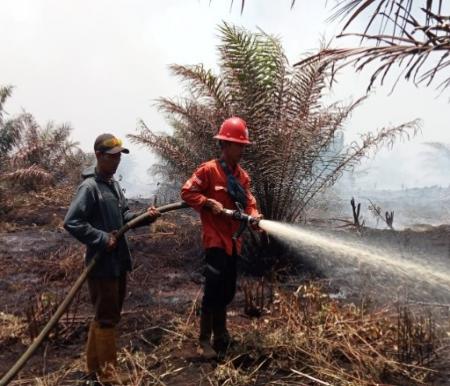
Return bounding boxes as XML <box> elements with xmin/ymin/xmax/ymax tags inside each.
<box><xmin>99</xmin><ymin>231</ymin><xmax>110</xmax><ymax>250</ymax></box>
<box><xmin>199</xmin><ymin>196</ymin><xmax>208</xmax><ymax>207</ymax></box>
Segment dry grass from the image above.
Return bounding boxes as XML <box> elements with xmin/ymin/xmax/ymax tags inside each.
<box><xmin>10</xmin><ymin>359</ymin><xmax>84</xmax><ymax>386</ymax></box>
<box><xmin>0</xmin><ymin>183</ymin><xmax>74</xmax><ymax>225</ymax></box>
<box><xmin>145</xmin><ymin>213</ymin><xmax>201</xmax><ymax>251</ymax></box>
<box><xmin>227</xmin><ymin>282</ymin><xmax>438</xmax><ymax>385</ymax></box>
<box><xmin>0</xmin><ymin>221</ymin><xmax>20</xmax><ymax>232</ymax></box>
<box><xmin>217</xmin><ymin>283</ymin><xmax>437</xmax><ymax>385</ymax></box>
<box><xmin>0</xmin><ymin>246</ymin><xmax>86</xmax><ymax>353</ymax></box>
<box><xmin>0</xmin><ymin>312</ymin><xmax>26</xmax><ymax>345</ymax></box>
<box><xmin>205</xmin><ymin>282</ymin><xmax>439</xmax><ymax>385</ymax></box>
<box><xmin>150</xmin><ymin>219</ymin><xmax>179</xmax><ymax>234</ymax></box>
<box><xmin>38</xmin><ymin>246</ymin><xmax>85</xmax><ymax>284</ymax></box>
<box><xmin>7</xmin><ymin>184</ymin><xmax>74</xmax><ymax>210</ymax></box>
<box><xmin>4</xmin><ymin>219</ymin><xmax>445</xmax><ymax>385</ymax></box>
<box><xmin>18</xmin><ymin>280</ymin><xmax>445</xmax><ymax>385</ymax></box>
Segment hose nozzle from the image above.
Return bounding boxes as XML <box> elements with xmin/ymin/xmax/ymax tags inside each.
<box><xmin>222</xmin><ymin>208</ymin><xmax>260</xmax><ymax>226</ymax></box>
<box><xmin>222</xmin><ymin>202</ymin><xmax>260</xmax><ymax>240</ymax></box>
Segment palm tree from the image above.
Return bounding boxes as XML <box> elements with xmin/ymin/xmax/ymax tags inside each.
<box><xmin>0</xmin><ymin>86</ymin><xmax>89</xmax><ymax>192</ymax></box>
<box><xmin>129</xmin><ymin>22</ymin><xmax>419</xmax><ymax>221</ymax></box>
<box><xmin>0</xmin><ymin>86</ymin><xmax>22</xmax><ymax>160</ymax></box>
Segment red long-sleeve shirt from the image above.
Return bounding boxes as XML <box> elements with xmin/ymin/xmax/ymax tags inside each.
<box><xmin>181</xmin><ymin>159</ymin><xmax>260</xmax><ymax>255</ymax></box>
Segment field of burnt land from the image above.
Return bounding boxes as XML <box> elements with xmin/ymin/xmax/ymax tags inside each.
<box><xmin>1</xmin><ymin>191</ymin><xmax>450</xmax><ymax>385</ymax></box>
<box><xmin>2</xmin><ymin>1</ymin><xmax>450</xmax><ymax>383</ymax></box>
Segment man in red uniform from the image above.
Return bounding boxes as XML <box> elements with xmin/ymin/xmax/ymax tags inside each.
<box><xmin>181</xmin><ymin>117</ymin><xmax>262</xmax><ymax>359</ymax></box>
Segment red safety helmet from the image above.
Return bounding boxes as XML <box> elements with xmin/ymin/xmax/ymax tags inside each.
<box><xmin>213</xmin><ymin>117</ymin><xmax>251</xmax><ymax>145</ymax></box>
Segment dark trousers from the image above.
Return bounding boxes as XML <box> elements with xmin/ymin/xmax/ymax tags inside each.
<box><xmin>202</xmin><ymin>248</ymin><xmax>237</xmax><ymax>312</ymax></box>
<box><xmin>87</xmin><ymin>275</ymin><xmax>127</xmax><ymax>327</ymax></box>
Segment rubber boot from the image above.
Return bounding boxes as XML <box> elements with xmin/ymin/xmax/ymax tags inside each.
<box><xmin>86</xmin><ymin>321</ymin><xmax>99</xmax><ymax>377</ymax></box>
<box><xmin>198</xmin><ymin>311</ymin><xmax>217</xmax><ymax>360</ymax></box>
<box><xmin>95</xmin><ymin>326</ymin><xmax>129</xmax><ymax>385</ymax></box>
<box><xmin>213</xmin><ymin>308</ymin><xmax>231</xmax><ymax>356</ymax></box>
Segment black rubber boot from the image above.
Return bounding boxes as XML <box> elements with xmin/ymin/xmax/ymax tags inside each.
<box><xmin>77</xmin><ymin>371</ymin><xmax>99</xmax><ymax>385</ymax></box>
<box><xmin>212</xmin><ymin>307</ymin><xmax>231</xmax><ymax>357</ymax></box>
<box><xmin>198</xmin><ymin>311</ymin><xmax>217</xmax><ymax>360</ymax></box>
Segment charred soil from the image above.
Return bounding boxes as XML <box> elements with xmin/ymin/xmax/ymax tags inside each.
<box><xmin>0</xmin><ymin>195</ymin><xmax>449</xmax><ymax>385</ymax></box>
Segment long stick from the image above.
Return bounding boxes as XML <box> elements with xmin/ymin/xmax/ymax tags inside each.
<box><xmin>0</xmin><ymin>201</ymin><xmax>188</xmax><ymax>386</ymax></box>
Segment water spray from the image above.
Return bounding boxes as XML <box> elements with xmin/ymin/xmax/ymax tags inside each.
<box><xmin>258</xmin><ymin>220</ymin><xmax>450</xmax><ymax>295</ymax></box>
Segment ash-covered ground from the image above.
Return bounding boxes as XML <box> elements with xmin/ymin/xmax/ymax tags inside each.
<box><xmin>1</xmin><ymin>196</ymin><xmax>450</xmax><ymax>385</ymax></box>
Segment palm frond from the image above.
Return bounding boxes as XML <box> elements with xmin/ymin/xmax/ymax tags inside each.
<box><xmin>0</xmin><ymin>164</ymin><xmax>54</xmax><ymax>191</ymax></box>
<box><xmin>0</xmin><ymin>85</ymin><xmax>14</xmax><ymax>128</ymax></box>
<box><xmin>296</xmin><ymin>35</ymin><xmax>450</xmax><ymax>91</ymax></box>
<box><xmin>169</xmin><ymin>64</ymin><xmax>230</xmax><ymax>111</ymax></box>
<box><xmin>0</xmin><ymin>118</ymin><xmax>22</xmax><ymax>156</ymax></box>
<box><xmin>297</xmin><ymin>1</ymin><xmax>450</xmax><ymax>91</ymax></box>
<box><xmin>228</xmin><ymin>0</ymin><xmax>297</xmax><ymax>13</ymax></box>
<box><xmin>330</xmin><ymin>0</ymin><xmax>445</xmax><ymax>36</ymax></box>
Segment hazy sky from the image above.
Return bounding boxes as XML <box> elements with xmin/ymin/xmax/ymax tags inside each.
<box><xmin>1</xmin><ymin>0</ymin><xmax>449</xmax><ymax>195</ymax></box>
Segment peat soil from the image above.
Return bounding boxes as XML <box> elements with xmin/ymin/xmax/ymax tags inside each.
<box><xmin>1</xmin><ymin>200</ymin><xmax>450</xmax><ymax>385</ymax></box>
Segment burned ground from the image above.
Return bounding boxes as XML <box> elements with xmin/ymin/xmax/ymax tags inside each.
<box><xmin>1</xmin><ymin>195</ymin><xmax>450</xmax><ymax>385</ymax></box>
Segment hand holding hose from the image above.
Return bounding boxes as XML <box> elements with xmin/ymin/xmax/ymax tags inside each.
<box><xmin>147</xmin><ymin>206</ymin><xmax>161</xmax><ymax>222</ymax></box>
<box><xmin>205</xmin><ymin>198</ymin><xmax>224</xmax><ymax>215</ymax></box>
<box><xmin>106</xmin><ymin>207</ymin><xmax>159</xmax><ymax>251</ymax></box>
<box><xmin>106</xmin><ymin>231</ymin><xmax>118</xmax><ymax>251</ymax></box>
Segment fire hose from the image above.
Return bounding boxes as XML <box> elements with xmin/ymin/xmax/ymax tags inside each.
<box><xmin>0</xmin><ymin>200</ymin><xmax>260</xmax><ymax>385</ymax></box>
<box><xmin>0</xmin><ymin>202</ymin><xmax>189</xmax><ymax>385</ymax></box>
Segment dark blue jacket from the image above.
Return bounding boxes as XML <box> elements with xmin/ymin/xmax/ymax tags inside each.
<box><xmin>64</xmin><ymin>167</ymin><xmax>141</xmax><ymax>278</ymax></box>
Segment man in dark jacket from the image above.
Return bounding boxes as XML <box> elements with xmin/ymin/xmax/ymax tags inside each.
<box><xmin>64</xmin><ymin>133</ymin><xmax>159</xmax><ymax>382</ymax></box>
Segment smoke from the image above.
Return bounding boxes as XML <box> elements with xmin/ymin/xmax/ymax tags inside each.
<box><xmin>116</xmin><ymin>155</ymin><xmax>156</xmax><ymax>199</ymax></box>
<box><xmin>336</xmin><ymin>142</ymin><xmax>450</xmax><ymax>192</ymax></box>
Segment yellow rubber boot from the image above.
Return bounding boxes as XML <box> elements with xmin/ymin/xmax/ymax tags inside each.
<box><xmin>86</xmin><ymin>321</ymin><xmax>99</xmax><ymax>375</ymax></box>
<box><xmin>95</xmin><ymin>326</ymin><xmax>129</xmax><ymax>384</ymax></box>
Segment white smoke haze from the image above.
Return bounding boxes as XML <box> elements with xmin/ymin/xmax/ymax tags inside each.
<box><xmin>1</xmin><ymin>1</ymin><xmax>449</xmax><ymax>222</ymax></box>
